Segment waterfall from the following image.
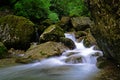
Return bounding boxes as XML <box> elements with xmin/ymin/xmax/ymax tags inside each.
<box><xmin>0</xmin><ymin>33</ymin><xmax>103</xmax><ymax>80</ymax></box>
<box><xmin>63</xmin><ymin>33</ymin><xmax>102</xmax><ymax>64</ymax></box>
<box><xmin>38</xmin><ymin>33</ymin><xmax>102</xmax><ymax>66</ymax></box>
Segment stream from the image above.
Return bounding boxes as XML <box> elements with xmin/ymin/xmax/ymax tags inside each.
<box><xmin>0</xmin><ymin>33</ymin><xmax>102</xmax><ymax>80</ymax></box>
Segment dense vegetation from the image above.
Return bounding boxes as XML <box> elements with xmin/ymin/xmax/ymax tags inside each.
<box><xmin>0</xmin><ymin>0</ymin><xmax>89</xmax><ymax>22</ymax></box>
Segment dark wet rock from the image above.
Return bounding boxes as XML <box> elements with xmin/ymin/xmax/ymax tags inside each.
<box><xmin>95</xmin><ymin>58</ymin><xmax>120</xmax><ymax>80</ymax></box>
<box><xmin>58</xmin><ymin>16</ymin><xmax>73</xmax><ymax>32</ymax></box>
<box><xmin>60</xmin><ymin>37</ymin><xmax>75</xmax><ymax>49</ymax></box>
<box><xmin>0</xmin><ymin>15</ymin><xmax>35</xmax><ymax>50</ymax></box>
<box><xmin>60</xmin><ymin>16</ymin><xmax>71</xmax><ymax>26</ymax></box>
<box><xmin>8</xmin><ymin>48</ymin><xmax>25</xmax><ymax>58</ymax></box>
<box><xmin>71</xmin><ymin>17</ymin><xmax>92</xmax><ymax>31</ymax></box>
<box><xmin>84</xmin><ymin>29</ymin><xmax>97</xmax><ymax>47</ymax></box>
<box><xmin>87</xmin><ymin>0</ymin><xmax>120</xmax><ymax>63</ymax></box>
<box><xmin>65</xmin><ymin>56</ymin><xmax>82</xmax><ymax>64</ymax></box>
<box><xmin>92</xmin><ymin>52</ymin><xmax>102</xmax><ymax>57</ymax></box>
<box><xmin>75</xmin><ymin>31</ymin><xmax>87</xmax><ymax>38</ymax></box>
<box><xmin>96</xmin><ymin>56</ymin><xmax>112</xmax><ymax>69</ymax></box>
<box><xmin>16</xmin><ymin>41</ymin><xmax>68</xmax><ymax>63</ymax></box>
<box><xmin>0</xmin><ymin>42</ymin><xmax>8</xmax><ymax>58</ymax></box>
<box><xmin>39</xmin><ymin>25</ymin><xmax>65</xmax><ymax>42</ymax></box>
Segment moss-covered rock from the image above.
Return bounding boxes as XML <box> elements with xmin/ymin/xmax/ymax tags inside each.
<box><xmin>75</xmin><ymin>31</ymin><xmax>87</xmax><ymax>38</ymax></box>
<box><xmin>59</xmin><ymin>16</ymin><xmax>73</xmax><ymax>31</ymax></box>
<box><xmin>16</xmin><ymin>41</ymin><xmax>68</xmax><ymax>63</ymax></box>
<box><xmin>65</xmin><ymin>56</ymin><xmax>82</xmax><ymax>64</ymax></box>
<box><xmin>0</xmin><ymin>58</ymin><xmax>17</xmax><ymax>68</ymax></box>
<box><xmin>83</xmin><ymin>29</ymin><xmax>97</xmax><ymax>47</ymax></box>
<box><xmin>39</xmin><ymin>25</ymin><xmax>65</xmax><ymax>42</ymax></box>
<box><xmin>0</xmin><ymin>15</ymin><xmax>35</xmax><ymax>50</ymax></box>
<box><xmin>96</xmin><ymin>56</ymin><xmax>112</xmax><ymax>69</ymax></box>
<box><xmin>60</xmin><ymin>37</ymin><xmax>75</xmax><ymax>49</ymax></box>
<box><xmin>71</xmin><ymin>17</ymin><xmax>92</xmax><ymax>31</ymax></box>
<box><xmin>87</xmin><ymin>0</ymin><xmax>120</xmax><ymax>63</ymax></box>
<box><xmin>0</xmin><ymin>42</ymin><xmax>8</xmax><ymax>58</ymax></box>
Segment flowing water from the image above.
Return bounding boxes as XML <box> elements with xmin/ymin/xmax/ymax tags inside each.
<box><xmin>0</xmin><ymin>33</ymin><xmax>102</xmax><ymax>80</ymax></box>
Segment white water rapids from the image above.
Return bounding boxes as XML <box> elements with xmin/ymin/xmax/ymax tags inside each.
<box><xmin>0</xmin><ymin>33</ymin><xmax>102</xmax><ymax>80</ymax></box>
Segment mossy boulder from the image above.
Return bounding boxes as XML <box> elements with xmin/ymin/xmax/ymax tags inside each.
<box><xmin>39</xmin><ymin>25</ymin><xmax>65</xmax><ymax>42</ymax></box>
<box><xmin>16</xmin><ymin>41</ymin><xmax>68</xmax><ymax>63</ymax></box>
<box><xmin>37</xmin><ymin>19</ymin><xmax>54</xmax><ymax>35</ymax></box>
<box><xmin>75</xmin><ymin>31</ymin><xmax>87</xmax><ymax>38</ymax></box>
<box><xmin>83</xmin><ymin>29</ymin><xmax>97</xmax><ymax>47</ymax></box>
<box><xmin>87</xmin><ymin>0</ymin><xmax>120</xmax><ymax>63</ymax></box>
<box><xmin>0</xmin><ymin>58</ymin><xmax>16</xmax><ymax>67</ymax></box>
<box><xmin>59</xmin><ymin>16</ymin><xmax>72</xmax><ymax>31</ymax></box>
<box><xmin>60</xmin><ymin>37</ymin><xmax>75</xmax><ymax>49</ymax></box>
<box><xmin>0</xmin><ymin>15</ymin><xmax>35</xmax><ymax>50</ymax></box>
<box><xmin>96</xmin><ymin>56</ymin><xmax>113</xmax><ymax>69</ymax></box>
<box><xmin>71</xmin><ymin>17</ymin><xmax>92</xmax><ymax>31</ymax></box>
<box><xmin>0</xmin><ymin>42</ymin><xmax>8</xmax><ymax>58</ymax></box>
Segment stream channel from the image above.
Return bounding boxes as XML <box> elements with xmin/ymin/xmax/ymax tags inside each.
<box><xmin>0</xmin><ymin>33</ymin><xmax>102</xmax><ymax>80</ymax></box>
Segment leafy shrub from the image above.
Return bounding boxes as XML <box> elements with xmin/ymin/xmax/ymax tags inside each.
<box><xmin>48</xmin><ymin>12</ymin><xmax>59</xmax><ymax>23</ymax></box>
<box><xmin>14</xmin><ymin>0</ymin><xmax>89</xmax><ymax>22</ymax></box>
<box><xmin>50</xmin><ymin>0</ymin><xmax>89</xmax><ymax>17</ymax></box>
<box><xmin>14</xmin><ymin>0</ymin><xmax>51</xmax><ymax>20</ymax></box>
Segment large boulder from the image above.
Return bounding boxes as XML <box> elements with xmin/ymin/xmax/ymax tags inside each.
<box><xmin>71</xmin><ymin>17</ymin><xmax>92</xmax><ymax>31</ymax></box>
<box><xmin>87</xmin><ymin>0</ymin><xmax>120</xmax><ymax>63</ymax></box>
<box><xmin>0</xmin><ymin>15</ymin><xmax>35</xmax><ymax>50</ymax></box>
<box><xmin>0</xmin><ymin>42</ymin><xmax>8</xmax><ymax>58</ymax></box>
<box><xmin>39</xmin><ymin>25</ymin><xmax>65</xmax><ymax>42</ymax></box>
<box><xmin>16</xmin><ymin>41</ymin><xmax>68</xmax><ymax>63</ymax></box>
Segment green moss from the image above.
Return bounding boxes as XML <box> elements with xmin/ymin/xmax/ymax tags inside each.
<box><xmin>0</xmin><ymin>15</ymin><xmax>35</xmax><ymax>49</ymax></box>
<box><xmin>88</xmin><ymin>0</ymin><xmax>120</xmax><ymax>63</ymax></box>
<box><xmin>0</xmin><ymin>42</ymin><xmax>8</xmax><ymax>58</ymax></box>
<box><xmin>40</xmin><ymin>25</ymin><xmax>64</xmax><ymax>42</ymax></box>
<box><xmin>44</xmin><ymin>25</ymin><xmax>64</xmax><ymax>36</ymax></box>
<box><xmin>39</xmin><ymin>51</ymin><xmax>46</xmax><ymax>55</ymax></box>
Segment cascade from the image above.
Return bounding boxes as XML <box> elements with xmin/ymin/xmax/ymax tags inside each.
<box><xmin>0</xmin><ymin>33</ymin><xmax>103</xmax><ymax>80</ymax></box>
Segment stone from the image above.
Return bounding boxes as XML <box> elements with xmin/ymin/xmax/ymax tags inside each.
<box><xmin>60</xmin><ymin>16</ymin><xmax>71</xmax><ymax>26</ymax></box>
<box><xmin>39</xmin><ymin>25</ymin><xmax>64</xmax><ymax>42</ymax></box>
<box><xmin>60</xmin><ymin>37</ymin><xmax>76</xmax><ymax>49</ymax></box>
<box><xmin>0</xmin><ymin>58</ymin><xmax>16</xmax><ymax>67</ymax></box>
<box><xmin>83</xmin><ymin>29</ymin><xmax>97</xmax><ymax>47</ymax></box>
<box><xmin>0</xmin><ymin>15</ymin><xmax>35</xmax><ymax>50</ymax></box>
<box><xmin>59</xmin><ymin>16</ymin><xmax>72</xmax><ymax>31</ymax></box>
<box><xmin>96</xmin><ymin>56</ymin><xmax>113</xmax><ymax>69</ymax></box>
<box><xmin>75</xmin><ymin>31</ymin><xmax>87</xmax><ymax>38</ymax></box>
<box><xmin>16</xmin><ymin>41</ymin><xmax>68</xmax><ymax>63</ymax></box>
<box><xmin>71</xmin><ymin>17</ymin><xmax>92</xmax><ymax>31</ymax></box>
<box><xmin>87</xmin><ymin>0</ymin><xmax>120</xmax><ymax>63</ymax></box>
<box><xmin>65</xmin><ymin>56</ymin><xmax>82</xmax><ymax>64</ymax></box>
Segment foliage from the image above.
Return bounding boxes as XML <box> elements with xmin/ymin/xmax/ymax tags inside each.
<box><xmin>13</xmin><ymin>0</ymin><xmax>89</xmax><ymax>22</ymax></box>
<box><xmin>48</xmin><ymin>12</ymin><xmax>59</xmax><ymax>23</ymax></box>
<box><xmin>14</xmin><ymin>0</ymin><xmax>51</xmax><ymax>20</ymax></box>
<box><xmin>50</xmin><ymin>0</ymin><xmax>89</xmax><ymax>17</ymax></box>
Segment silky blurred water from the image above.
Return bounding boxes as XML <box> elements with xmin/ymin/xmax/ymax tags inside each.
<box><xmin>0</xmin><ymin>33</ymin><xmax>102</xmax><ymax>80</ymax></box>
